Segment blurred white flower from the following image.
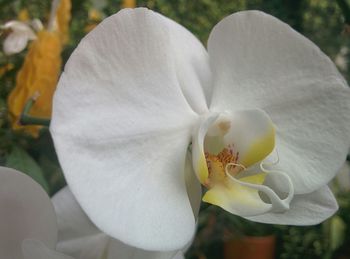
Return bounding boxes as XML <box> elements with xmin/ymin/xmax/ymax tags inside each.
<box><xmin>1</xmin><ymin>21</ymin><xmax>37</xmax><ymax>55</ymax></box>
<box><xmin>30</xmin><ymin>19</ymin><xmax>44</xmax><ymax>32</ymax></box>
<box><xmin>0</xmin><ymin>165</ymin><xmax>184</xmax><ymax>259</ymax></box>
<box><xmin>0</xmin><ymin>166</ymin><xmax>73</xmax><ymax>259</ymax></box>
<box><xmin>50</xmin><ymin>8</ymin><xmax>350</xmax><ymax>251</ymax></box>
<box><xmin>52</xmin><ymin>187</ymin><xmax>186</xmax><ymax>259</ymax></box>
<box><xmin>335</xmin><ymin>46</ymin><xmax>348</xmax><ymax>72</ymax></box>
<box><xmin>335</xmin><ymin>161</ymin><xmax>350</xmax><ymax>192</ymax></box>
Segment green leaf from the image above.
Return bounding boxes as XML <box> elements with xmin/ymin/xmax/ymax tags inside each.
<box><xmin>5</xmin><ymin>145</ymin><xmax>49</xmax><ymax>192</ymax></box>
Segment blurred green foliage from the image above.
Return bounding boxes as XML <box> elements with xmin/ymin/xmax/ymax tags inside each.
<box><xmin>1</xmin><ymin>0</ymin><xmax>350</xmax><ymax>258</ymax></box>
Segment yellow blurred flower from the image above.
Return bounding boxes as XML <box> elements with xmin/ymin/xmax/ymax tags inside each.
<box><xmin>17</xmin><ymin>9</ymin><xmax>30</xmax><ymax>22</ymax></box>
<box><xmin>7</xmin><ymin>31</ymin><xmax>62</xmax><ymax>137</ymax></box>
<box><xmin>89</xmin><ymin>9</ymin><xmax>103</xmax><ymax>21</ymax></box>
<box><xmin>56</xmin><ymin>0</ymin><xmax>71</xmax><ymax>44</ymax></box>
<box><xmin>6</xmin><ymin>0</ymin><xmax>71</xmax><ymax>137</ymax></box>
<box><xmin>84</xmin><ymin>8</ymin><xmax>103</xmax><ymax>33</ymax></box>
<box><xmin>122</xmin><ymin>0</ymin><xmax>136</xmax><ymax>8</ymax></box>
<box><xmin>84</xmin><ymin>23</ymin><xmax>98</xmax><ymax>33</ymax></box>
<box><xmin>84</xmin><ymin>0</ymin><xmax>133</xmax><ymax>33</ymax></box>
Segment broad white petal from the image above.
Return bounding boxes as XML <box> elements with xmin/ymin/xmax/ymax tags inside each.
<box><xmin>162</xmin><ymin>15</ymin><xmax>210</xmax><ymax>112</ymax></box>
<box><xmin>0</xmin><ymin>167</ymin><xmax>57</xmax><ymax>259</ymax></box>
<box><xmin>22</xmin><ymin>239</ymin><xmax>74</xmax><ymax>259</ymax></box>
<box><xmin>51</xmin><ymin>8</ymin><xmax>204</xmax><ymax>250</ymax></box>
<box><xmin>208</xmin><ymin>11</ymin><xmax>350</xmax><ymax>194</ymax></box>
<box><xmin>3</xmin><ymin>32</ymin><xmax>29</xmax><ymax>55</ymax></box>
<box><xmin>246</xmin><ymin>185</ymin><xmax>338</xmax><ymax>225</ymax></box>
<box><xmin>106</xmin><ymin>238</ymin><xmax>183</xmax><ymax>259</ymax></box>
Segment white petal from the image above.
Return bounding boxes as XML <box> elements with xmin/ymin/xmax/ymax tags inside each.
<box><xmin>162</xmin><ymin>17</ymin><xmax>211</xmax><ymax>111</ymax></box>
<box><xmin>22</xmin><ymin>239</ymin><xmax>74</xmax><ymax>259</ymax></box>
<box><xmin>57</xmin><ymin>234</ymin><xmax>109</xmax><ymax>259</ymax></box>
<box><xmin>3</xmin><ymin>32</ymin><xmax>29</xmax><ymax>55</ymax></box>
<box><xmin>51</xmin><ymin>8</ymin><xmax>204</xmax><ymax>250</ymax></box>
<box><xmin>52</xmin><ymin>187</ymin><xmax>100</xmax><ymax>241</ymax></box>
<box><xmin>246</xmin><ymin>185</ymin><xmax>338</xmax><ymax>225</ymax></box>
<box><xmin>106</xmin><ymin>238</ymin><xmax>183</xmax><ymax>259</ymax></box>
<box><xmin>172</xmin><ymin>251</ymin><xmax>185</xmax><ymax>259</ymax></box>
<box><xmin>3</xmin><ymin>21</ymin><xmax>36</xmax><ymax>39</ymax></box>
<box><xmin>53</xmin><ymin>188</ymin><xmax>187</xmax><ymax>259</ymax></box>
<box><xmin>2</xmin><ymin>21</ymin><xmax>36</xmax><ymax>55</ymax></box>
<box><xmin>208</xmin><ymin>11</ymin><xmax>350</xmax><ymax>194</ymax></box>
<box><xmin>3</xmin><ymin>21</ymin><xmax>31</xmax><ymax>31</ymax></box>
<box><xmin>0</xmin><ymin>167</ymin><xmax>57</xmax><ymax>259</ymax></box>
<box><xmin>30</xmin><ymin>19</ymin><xmax>44</xmax><ymax>32</ymax></box>
<box><xmin>52</xmin><ymin>187</ymin><xmax>110</xmax><ymax>259</ymax></box>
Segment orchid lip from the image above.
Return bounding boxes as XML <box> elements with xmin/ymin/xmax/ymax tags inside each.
<box><xmin>193</xmin><ymin>109</ymin><xmax>295</xmax><ymax>216</ymax></box>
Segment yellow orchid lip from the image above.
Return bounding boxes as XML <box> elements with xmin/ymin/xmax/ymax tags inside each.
<box><xmin>192</xmin><ymin>109</ymin><xmax>294</xmax><ymax>216</ymax></box>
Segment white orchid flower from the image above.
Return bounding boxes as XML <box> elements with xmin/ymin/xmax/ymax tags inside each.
<box><xmin>1</xmin><ymin>21</ymin><xmax>37</xmax><ymax>55</ymax></box>
<box><xmin>50</xmin><ymin>8</ymin><xmax>350</xmax><ymax>251</ymax></box>
<box><xmin>52</xmin><ymin>187</ymin><xmax>186</xmax><ymax>259</ymax></box>
<box><xmin>0</xmin><ymin>166</ymin><xmax>74</xmax><ymax>259</ymax></box>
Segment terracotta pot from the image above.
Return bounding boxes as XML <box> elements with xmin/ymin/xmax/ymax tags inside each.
<box><xmin>224</xmin><ymin>235</ymin><xmax>276</xmax><ymax>259</ymax></box>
